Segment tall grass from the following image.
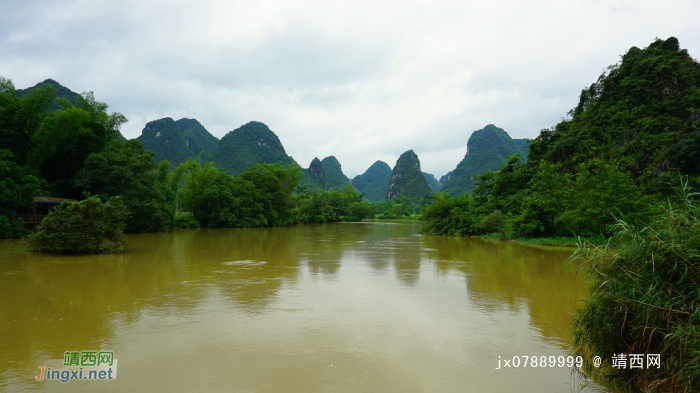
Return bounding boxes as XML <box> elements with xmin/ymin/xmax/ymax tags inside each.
<box><xmin>569</xmin><ymin>177</ymin><xmax>700</xmax><ymax>392</ymax></box>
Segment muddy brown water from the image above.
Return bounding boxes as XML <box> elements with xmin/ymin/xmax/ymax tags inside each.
<box><xmin>0</xmin><ymin>221</ymin><xmax>607</xmax><ymax>392</ymax></box>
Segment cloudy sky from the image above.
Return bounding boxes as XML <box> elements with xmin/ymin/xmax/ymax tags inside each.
<box><xmin>2</xmin><ymin>0</ymin><xmax>699</xmax><ymax>178</ymax></box>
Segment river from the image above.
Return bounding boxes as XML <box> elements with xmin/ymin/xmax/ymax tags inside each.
<box><xmin>0</xmin><ymin>221</ymin><xmax>606</xmax><ymax>392</ymax></box>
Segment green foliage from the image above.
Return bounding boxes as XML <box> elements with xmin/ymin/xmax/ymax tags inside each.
<box><xmin>421</xmin><ymin>193</ymin><xmax>479</xmax><ymax>236</ymax></box>
<box><xmin>25</xmin><ymin>196</ymin><xmax>129</xmax><ymax>253</ymax></box>
<box><xmin>240</xmin><ymin>162</ymin><xmax>304</xmax><ymax>227</ymax></box>
<box><xmin>293</xmin><ymin>185</ymin><xmax>372</xmax><ymax>223</ymax></box>
<box><xmin>75</xmin><ymin>140</ymin><xmax>175</xmax><ymax>233</ymax></box>
<box><xmin>442</xmin><ymin>125</ymin><xmax>523</xmax><ymax>195</ymax></box>
<box><xmin>212</xmin><ymin>121</ymin><xmax>295</xmax><ymax>177</ymax></box>
<box><xmin>321</xmin><ymin>156</ymin><xmax>351</xmax><ymax>189</ymax></box>
<box><xmin>0</xmin><ymin>150</ymin><xmax>44</xmax><ymax>238</ymax></box>
<box><xmin>180</xmin><ymin>159</ymin><xmax>302</xmax><ymax>228</ymax></box>
<box><xmin>173</xmin><ymin>213</ymin><xmax>200</xmax><ymax>228</ymax></box>
<box><xmin>570</xmin><ymin>178</ymin><xmax>700</xmax><ymax>392</ymax></box>
<box><xmin>351</xmin><ymin>160</ymin><xmax>391</xmax><ymax>202</ymax></box>
<box><xmin>386</xmin><ymin>150</ymin><xmax>434</xmax><ymax>203</ymax></box>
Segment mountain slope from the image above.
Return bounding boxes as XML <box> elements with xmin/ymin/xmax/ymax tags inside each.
<box><xmin>441</xmin><ymin>124</ymin><xmax>522</xmax><ymax>195</ymax></box>
<box><xmin>439</xmin><ymin>171</ymin><xmax>453</xmax><ymax>188</ymax></box>
<box><xmin>135</xmin><ymin>117</ymin><xmax>194</xmax><ymax>166</ymax></box>
<box><xmin>321</xmin><ymin>156</ymin><xmax>351</xmax><ymax>189</ymax></box>
<box><xmin>422</xmin><ymin>172</ymin><xmax>440</xmax><ymax>192</ymax></box>
<box><xmin>351</xmin><ymin>161</ymin><xmax>392</xmax><ymax>202</ymax></box>
<box><xmin>16</xmin><ymin>79</ymin><xmax>81</xmax><ymax>110</ymax></box>
<box><xmin>386</xmin><ymin>150</ymin><xmax>434</xmax><ymax>203</ymax></box>
<box><xmin>212</xmin><ymin>121</ymin><xmax>295</xmax><ymax>177</ymax></box>
<box><xmin>175</xmin><ymin>118</ymin><xmax>219</xmax><ymax>159</ymax></box>
<box><xmin>299</xmin><ymin>157</ymin><xmax>326</xmax><ymax>191</ymax></box>
<box><xmin>513</xmin><ymin>138</ymin><xmax>531</xmax><ymax>161</ymax></box>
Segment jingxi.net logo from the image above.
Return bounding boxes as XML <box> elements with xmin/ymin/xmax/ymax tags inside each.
<box><xmin>35</xmin><ymin>350</ymin><xmax>117</xmax><ymax>383</ymax></box>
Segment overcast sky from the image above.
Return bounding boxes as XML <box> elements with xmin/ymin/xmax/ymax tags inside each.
<box><xmin>2</xmin><ymin>0</ymin><xmax>699</xmax><ymax>178</ymax></box>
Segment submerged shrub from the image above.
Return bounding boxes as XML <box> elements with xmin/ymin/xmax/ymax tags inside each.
<box><xmin>26</xmin><ymin>196</ymin><xmax>129</xmax><ymax>253</ymax></box>
<box><xmin>570</xmin><ymin>177</ymin><xmax>700</xmax><ymax>392</ymax></box>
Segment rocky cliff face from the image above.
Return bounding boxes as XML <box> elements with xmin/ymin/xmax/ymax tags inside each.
<box><xmin>386</xmin><ymin>150</ymin><xmax>434</xmax><ymax>203</ymax></box>
<box><xmin>308</xmin><ymin>157</ymin><xmax>327</xmax><ymax>189</ymax></box>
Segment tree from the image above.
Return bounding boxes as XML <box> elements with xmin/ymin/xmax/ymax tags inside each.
<box><xmin>0</xmin><ymin>150</ymin><xmax>43</xmax><ymax>238</ymax></box>
<box><xmin>26</xmin><ymin>196</ymin><xmax>129</xmax><ymax>253</ymax></box>
<box><xmin>75</xmin><ymin>140</ymin><xmax>174</xmax><ymax>232</ymax></box>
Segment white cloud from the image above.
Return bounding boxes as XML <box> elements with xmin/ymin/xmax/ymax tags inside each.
<box><xmin>2</xmin><ymin>0</ymin><xmax>699</xmax><ymax>177</ymax></box>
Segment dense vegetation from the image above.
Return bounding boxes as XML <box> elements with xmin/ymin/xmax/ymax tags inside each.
<box><xmin>386</xmin><ymin>150</ymin><xmax>434</xmax><ymax>203</ymax></box>
<box><xmin>351</xmin><ymin>160</ymin><xmax>392</xmax><ymax>201</ymax></box>
<box><xmin>26</xmin><ymin>196</ymin><xmax>129</xmax><ymax>253</ymax></box>
<box><xmin>441</xmin><ymin>124</ymin><xmax>524</xmax><ymax>195</ymax></box>
<box><xmin>0</xmin><ymin>76</ymin><xmax>133</xmax><ymax>238</ymax></box>
<box><xmin>570</xmin><ymin>182</ymin><xmax>700</xmax><ymax>391</ymax></box>
<box><xmin>423</xmin><ymin>37</ymin><xmax>700</xmax><ymax>240</ymax></box>
<box><xmin>212</xmin><ymin>121</ymin><xmax>295</xmax><ymax>177</ymax></box>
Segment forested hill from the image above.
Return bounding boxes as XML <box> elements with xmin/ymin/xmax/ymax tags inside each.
<box><xmin>16</xmin><ymin>78</ymin><xmax>127</xmax><ymax>140</ymax></box>
<box><xmin>321</xmin><ymin>156</ymin><xmax>352</xmax><ymax>189</ymax></box>
<box><xmin>386</xmin><ymin>150</ymin><xmax>434</xmax><ymax>203</ymax></box>
<box><xmin>441</xmin><ymin>124</ymin><xmax>523</xmax><ymax>195</ymax></box>
<box><xmin>422</xmin><ymin>172</ymin><xmax>440</xmax><ymax>192</ymax></box>
<box><xmin>16</xmin><ymin>79</ymin><xmax>81</xmax><ymax>110</ymax></box>
<box><xmin>428</xmin><ymin>37</ymin><xmax>700</xmax><ymax>238</ymax></box>
<box><xmin>135</xmin><ymin>117</ymin><xmax>195</xmax><ymax>167</ymax></box>
<box><xmin>351</xmin><ymin>161</ymin><xmax>392</xmax><ymax>201</ymax></box>
<box><xmin>175</xmin><ymin>118</ymin><xmax>219</xmax><ymax>159</ymax></box>
<box><xmin>212</xmin><ymin>121</ymin><xmax>295</xmax><ymax>177</ymax></box>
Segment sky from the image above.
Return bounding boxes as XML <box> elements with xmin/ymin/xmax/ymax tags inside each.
<box><xmin>2</xmin><ymin>0</ymin><xmax>699</xmax><ymax>179</ymax></box>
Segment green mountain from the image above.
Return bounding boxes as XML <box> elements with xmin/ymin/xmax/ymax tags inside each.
<box><xmin>212</xmin><ymin>121</ymin><xmax>295</xmax><ymax>177</ymax></box>
<box><xmin>422</xmin><ymin>172</ymin><xmax>440</xmax><ymax>192</ymax></box>
<box><xmin>441</xmin><ymin>125</ymin><xmax>522</xmax><ymax>195</ymax></box>
<box><xmin>351</xmin><ymin>161</ymin><xmax>392</xmax><ymax>202</ymax></box>
<box><xmin>513</xmin><ymin>138</ymin><xmax>531</xmax><ymax>161</ymax></box>
<box><xmin>135</xmin><ymin>117</ymin><xmax>194</xmax><ymax>166</ymax></box>
<box><xmin>386</xmin><ymin>150</ymin><xmax>434</xmax><ymax>203</ymax></box>
<box><xmin>16</xmin><ymin>78</ymin><xmax>126</xmax><ymax>140</ymax></box>
<box><xmin>321</xmin><ymin>156</ymin><xmax>351</xmax><ymax>189</ymax></box>
<box><xmin>299</xmin><ymin>157</ymin><xmax>326</xmax><ymax>191</ymax></box>
<box><xmin>16</xmin><ymin>79</ymin><xmax>81</xmax><ymax>111</ymax></box>
<box><xmin>439</xmin><ymin>171</ymin><xmax>453</xmax><ymax>188</ymax></box>
<box><xmin>175</xmin><ymin>118</ymin><xmax>219</xmax><ymax>159</ymax></box>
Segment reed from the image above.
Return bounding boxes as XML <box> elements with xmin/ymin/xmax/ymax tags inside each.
<box><xmin>569</xmin><ymin>177</ymin><xmax>700</xmax><ymax>392</ymax></box>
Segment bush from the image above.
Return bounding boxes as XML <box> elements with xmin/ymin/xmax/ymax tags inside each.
<box><xmin>570</xmin><ymin>177</ymin><xmax>700</xmax><ymax>391</ymax></box>
<box><xmin>173</xmin><ymin>213</ymin><xmax>200</xmax><ymax>228</ymax></box>
<box><xmin>26</xmin><ymin>196</ymin><xmax>129</xmax><ymax>253</ymax></box>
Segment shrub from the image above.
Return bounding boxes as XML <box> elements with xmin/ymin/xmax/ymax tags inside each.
<box><xmin>26</xmin><ymin>196</ymin><xmax>129</xmax><ymax>253</ymax></box>
<box><xmin>569</xmin><ymin>177</ymin><xmax>700</xmax><ymax>391</ymax></box>
<box><xmin>173</xmin><ymin>213</ymin><xmax>200</xmax><ymax>228</ymax></box>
